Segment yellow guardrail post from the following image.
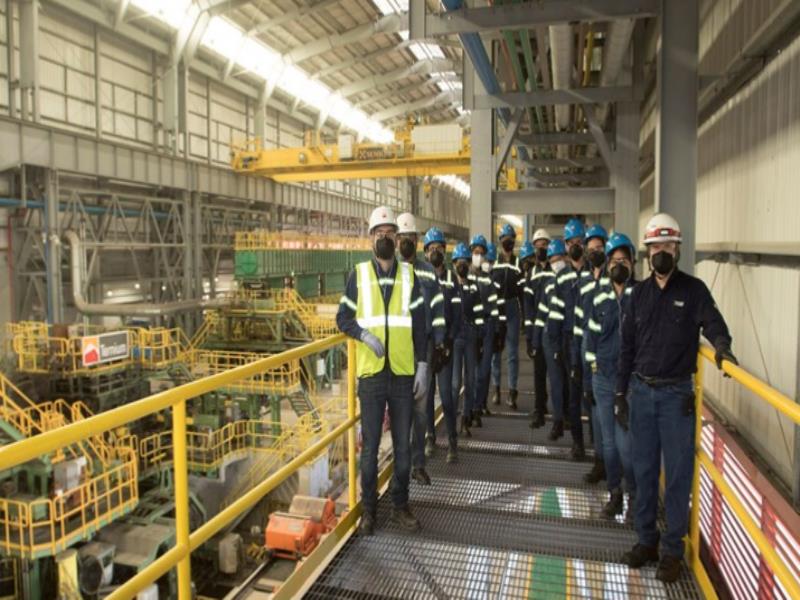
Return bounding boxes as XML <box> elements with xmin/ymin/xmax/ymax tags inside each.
<box><xmin>173</xmin><ymin>400</ymin><xmax>192</xmax><ymax>598</ymax></box>
<box><xmin>347</xmin><ymin>339</ymin><xmax>357</xmax><ymax>510</ymax></box>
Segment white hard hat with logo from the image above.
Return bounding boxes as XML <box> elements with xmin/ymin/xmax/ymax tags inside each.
<box><xmin>368</xmin><ymin>206</ymin><xmax>397</xmax><ymax>233</ymax></box>
<box><xmin>532</xmin><ymin>228</ymin><xmax>551</xmax><ymax>243</ymax></box>
<box><xmin>396</xmin><ymin>212</ymin><xmax>418</xmax><ymax>235</ymax></box>
<box><xmin>643</xmin><ymin>213</ymin><xmax>682</xmax><ymax>244</ymax></box>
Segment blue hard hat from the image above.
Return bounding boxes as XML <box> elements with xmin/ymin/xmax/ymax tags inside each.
<box><xmin>469</xmin><ymin>234</ymin><xmax>488</xmax><ymax>251</ymax></box>
<box><xmin>423</xmin><ymin>227</ymin><xmax>446</xmax><ymax>249</ymax></box>
<box><xmin>547</xmin><ymin>238</ymin><xmax>567</xmax><ymax>258</ymax></box>
<box><xmin>564</xmin><ymin>218</ymin><xmax>585</xmax><ymax>241</ymax></box>
<box><xmin>584</xmin><ymin>224</ymin><xmax>609</xmax><ymax>243</ymax></box>
<box><xmin>499</xmin><ymin>223</ymin><xmax>516</xmax><ymax>239</ymax></box>
<box><xmin>452</xmin><ymin>242</ymin><xmax>471</xmax><ymax>261</ymax></box>
<box><xmin>519</xmin><ymin>240</ymin><xmax>535</xmax><ymax>260</ymax></box>
<box><xmin>605</xmin><ymin>232</ymin><xmax>636</xmax><ymax>258</ymax></box>
<box><xmin>486</xmin><ymin>242</ymin><xmax>497</xmax><ymax>262</ymax></box>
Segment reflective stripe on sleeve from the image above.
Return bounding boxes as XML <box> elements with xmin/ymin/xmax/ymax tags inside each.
<box><xmin>587</xmin><ymin>319</ymin><xmax>602</xmax><ymax>333</ymax></box>
<box><xmin>339</xmin><ymin>295</ymin><xmax>357</xmax><ymax>311</ymax></box>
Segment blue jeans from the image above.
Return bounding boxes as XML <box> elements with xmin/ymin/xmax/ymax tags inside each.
<box><xmin>594</xmin><ymin>373</ymin><xmax>635</xmax><ymax>494</ymax></box>
<box><xmin>358</xmin><ymin>369</ymin><xmax>414</xmax><ymax>515</ymax></box>
<box><xmin>491</xmin><ymin>299</ymin><xmax>520</xmax><ymax>389</ymax></box>
<box><xmin>583</xmin><ymin>338</ymin><xmax>603</xmax><ymax>458</ymax></box>
<box><xmin>476</xmin><ymin>320</ymin><xmax>495</xmax><ymax>409</ymax></box>
<box><xmin>452</xmin><ymin>325</ymin><xmax>479</xmax><ymax>418</ymax></box>
<box><xmin>630</xmin><ymin>375</ymin><xmax>695</xmax><ymax>557</ymax></box>
<box><xmin>563</xmin><ymin>335</ymin><xmax>584</xmax><ymax>445</ymax></box>
<box><xmin>417</xmin><ymin>359</ymin><xmax>456</xmax><ymax>463</ymax></box>
<box><xmin>543</xmin><ymin>336</ymin><xmax>566</xmax><ymax>421</ymax></box>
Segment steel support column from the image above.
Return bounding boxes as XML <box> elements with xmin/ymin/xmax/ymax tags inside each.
<box><xmin>655</xmin><ymin>0</ymin><xmax>698</xmax><ymax>271</ymax></box>
<box><xmin>469</xmin><ymin>51</ymin><xmax>493</xmax><ymax>237</ymax></box>
<box><xmin>613</xmin><ymin>102</ymin><xmax>640</xmax><ymax>240</ymax></box>
<box><xmin>44</xmin><ymin>170</ymin><xmax>63</xmax><ymax>323</ymax></box>
<box><xmin>6</xmin><ymin>0</ymin><xmax>18</xmax><ymax>118</ymax></box>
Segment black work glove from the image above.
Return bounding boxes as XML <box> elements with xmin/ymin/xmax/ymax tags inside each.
<box><xmin>614</xmin><ymin>392</ymin><xmax>629</xmax><ymax>431</ymax></box>
<box><xmin>570</xmin><ymin>367</ymin><xmax>580</xmax><ymax>382</ymax></box>
<box><xmin>584</xmin><ymin>390</ymin><xmax>595</xmax><ymax>407</ymax></box>
<box><xmin>526</xmin><ymin>340</ymin><xmax>535</xmax><ymax>359</ymax></box>
<box><xmin>714</xmin><ymin>343</ymin><xmax>738</xmax><ymax>378</ymax></box>
<box><xmin>553</xmin><ymin>350</ymin><xmax>563</xmax><ymax>367</ymax></box>
<box><xmin>431</xmin><ymin>344</ymin><xmax>446</xmax><ymax>374</ymax></box>
<box><xmin>444</xmin><ymin>337</ymin><xmax>454</xmax><ymax>358</ymax></box>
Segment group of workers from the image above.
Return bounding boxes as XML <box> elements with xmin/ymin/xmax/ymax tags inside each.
<box><xmin>336</xmin><ymin>205</ymin><xmax>736</xmax><ymax>585</ymax></box>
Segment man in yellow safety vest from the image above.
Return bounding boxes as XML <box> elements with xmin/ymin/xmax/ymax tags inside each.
<box><xmin>336</xmin><ymin>205</ymin><xmax>430</xmax><ymax>536</ymax></box>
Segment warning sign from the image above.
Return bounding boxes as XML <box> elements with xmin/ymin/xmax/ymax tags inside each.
<box><xmin>81</xmin><ymin>331</ymin><xmax>130</xmax><ymax>367</ymax></box>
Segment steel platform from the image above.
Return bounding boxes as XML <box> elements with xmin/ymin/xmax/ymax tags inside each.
<box><xmin>305</xmin><ymin>348</ymin><xmax>704</xmax><ymax>599</ymax></box>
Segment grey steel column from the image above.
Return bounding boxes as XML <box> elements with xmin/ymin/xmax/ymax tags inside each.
<box><xmin>44</xmin><ymin>170</ymin><xmax>63</xmax><ymax>323</ymax></box>
<box><xmin>655</xmin><ymin>0</ymin><xmax>698</xmax><ymax>271</ymax></box>
<box><xmin>470</xmin><ymin>109</ymin><xmax>493</xmax><ymax>237</ymax></box>
<box><xmin>613</xmin><ymin>101</ymin><xmax>641</xmax><ymax>241</ymax></box>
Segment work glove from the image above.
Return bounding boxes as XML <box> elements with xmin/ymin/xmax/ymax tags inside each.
<box><xmin>570</xmin><ymin>367</ymin><xmax>579</xmax><ymax>383</ymax></box>
<box><xmin>714</xmin><ymin>343</ymin><xmax>738</xmax><ymax>378</ymax></box>
<box><xmin>553</xmin><ymin>350</ymin><xmax>563</xmax><ymax>367</ymax></box>
<box><xmin>526</xmin><ymin>340</ymin><xmax>535</xmax><ymax>359</ymax></box>
<box><xmin>359</xmin><ymin>330</ymin><xmax>384</xmax><ymax>358</ymax></box>
<box><xmin>583</xmin><ymin>390</ymin><xmax>595</xmax><ymax>407</ymax></box>
<box><xmin>413</xmin><ymin>362</ymin><xmax>430</xmax><ymax>401</ymax></box>
<box><xmin>431</xmin><ymin>344</ymin><xmax>449</xmax><ymax>374</ymax></box>
<box><xmin>614</xmin><ymin>392</ymin><xmax>629</xmax><ymax>431</ymax></box>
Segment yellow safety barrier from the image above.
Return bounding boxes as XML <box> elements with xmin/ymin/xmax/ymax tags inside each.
<box><xmin>0</xmin><ymin>334</ymin><xmax>354</xmax><ymax>599</ymax></box>
<box><xmin>689</xmin><ymin>346</ymin><xmax>800</xmax><ymax>599</ymax></box>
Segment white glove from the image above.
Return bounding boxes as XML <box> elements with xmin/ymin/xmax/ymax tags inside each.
<box><xmin>359</xmin><ymin>330</ymin><xmax>385</xmax><ymax>358</ymax></box>
<box><xmin>413</xmin><ymin>362</ymin><xmax>430</xmax><ymax>401</ymax></box>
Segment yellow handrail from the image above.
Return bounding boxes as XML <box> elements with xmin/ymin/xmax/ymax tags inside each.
<box><xmin>689</xmin><ymin>345</ymin><xmax>800</xmax><ymax>599</ymax></box>
<box><xmin>0</xmin><ymin>334</ymin><xmax>351</xmax><ymax>598</ymax></box>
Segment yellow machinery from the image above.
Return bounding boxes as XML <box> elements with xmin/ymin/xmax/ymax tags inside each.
<box><xmin>230</xmin><ymin>121</ymin><xmax>470</xmax><ymax>181</ymax></box>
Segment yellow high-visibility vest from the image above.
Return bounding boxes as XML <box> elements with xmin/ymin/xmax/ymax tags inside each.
<box><xmin>355</xmin><ymin>260</ymin><xmax>415</xmax><ymax>377</ymax></box>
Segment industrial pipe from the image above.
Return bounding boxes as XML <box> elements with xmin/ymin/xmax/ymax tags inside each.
<box><xmin>64</xmin><ymin>230</ymin><xmax>226</xmax><ymax>317</ymax></box>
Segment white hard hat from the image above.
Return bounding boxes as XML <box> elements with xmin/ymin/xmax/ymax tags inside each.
<box><xmin>396</xmin><ymin>212</ymin><xmax>418</xmax><ymax>235</ymax></box>
<box><xmin>643</xmin><ymin>212</ymin><xmax>682</xmax><ymax>244</ymax></box>
<box><xmin>532</xmin><ymin>228</ymin><xmax>551</xmax><ymax>243</ymax></box>
<box><xmin>368</xmin><ymin>206</ymin><xmax>397</xmax><ymax>233</ymax></box>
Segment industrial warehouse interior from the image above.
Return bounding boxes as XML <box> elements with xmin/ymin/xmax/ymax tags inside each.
<box><xmin>0</xmin><ymin>0</ymin><xmax>799</xmax><ymax>598</ymax></box>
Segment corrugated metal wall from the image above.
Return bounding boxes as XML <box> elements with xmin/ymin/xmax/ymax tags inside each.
<box><xmin>696</xmin><ymin>11</ymin><xmax>800</xmax><ymax>487</ymax></box>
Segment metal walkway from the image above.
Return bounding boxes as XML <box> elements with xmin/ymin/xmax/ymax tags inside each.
<box><xmin>306</xmin><ymin>355</ymin><xmax>704</xmax><ymax>599</ymax></box>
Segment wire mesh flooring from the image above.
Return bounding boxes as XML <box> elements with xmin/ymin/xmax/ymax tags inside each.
<box><xmin>306</xmin><ymin>355</ymin><xmax>703</xmax><ymax>598</ymax></box>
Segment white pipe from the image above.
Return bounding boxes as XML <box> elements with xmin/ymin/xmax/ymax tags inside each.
<box><xmin>549</xmin><ymin>24</ymin><xmax>573</xmax><ymax>132</ymax></box>
<box><xmin>64</xmin><ymin>230</ymin><xmax>227</xmax><ymax>317</ymax></box>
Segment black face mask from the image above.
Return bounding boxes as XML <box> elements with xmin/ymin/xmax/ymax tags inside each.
<box><xmin>651</xmin><ymin>251</ymin><xmax>675</xmax><ymax>275</ymax></box>
<box><xmin>455</xmin><ymin>263</ymin><xmax>469</xmax><ymax>278</ymax></box>
<box><xmin>399</xmin><ymin>238</ymin><xmax>416</xmax><ymax>259</ymax></box>
<box><xmin>568</xmin><ymin>244</ymin><xmax>584</xmax><ymax>261</ymax></box>
<box><xmin>588</xmin><ymin>250</ymin><xmax>605</xmax><ymax>269</ymax></box>
<box><xmin>501</xmin><ymin>239</ymin><xmax>515</xmax><ymax>253</ymax></box>
<box><xmin>610</xmin><ymin>264</ymin><xmax>630</xmax><ymax>284</ymax></box>
<box><xmin>535</xmin><ymin>247</ymin><xmax>547</xmax><ymax>262</ymax></box>
<box><xmin>374</xmin><ymin>237</ymin><xmax>395</xmax><ymax>260</ymax></box>
<box><xmin>429</xmin><ymin>250</ymin><xmax>444</xmax><ymax>268</ymax></box>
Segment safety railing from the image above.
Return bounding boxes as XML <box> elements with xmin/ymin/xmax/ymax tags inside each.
<box><xmin>234</xmin><ymin>230</ymin><xmax>371</xmax><ymax>251</ymax></box>
<box><xmin>689</xmin><ymin>346</ymin><xmax>800</xmax><ymax>599</ymax></box>
<box><xmin>0</xmin><ymin>446</ymin><xmax>138</xmax><ymax>559</ymax></box>
<box><xmin>189</xmin><ymin>349</ymin><xmax>303</xmax><ymax>394</ymax></box>
<box><xmin>0</xmin><ymin>333</ymin><xmax>355</xmax><ymax>598</ymax></box>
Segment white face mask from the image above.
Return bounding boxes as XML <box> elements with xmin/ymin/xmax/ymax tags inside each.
<box><xmin>472</xmin><ymin>254</ymin><xmax>483</xmax><ymax>268</ymax></box>
<box><xmin>551</xmin><ymin>260</ymin><xmax>567</xmax><ymax>274</ymax></box>
<box><xmin>481</xmin><ymin>262</ymin><xmax>491</xmax><ymax>273</ymax></box>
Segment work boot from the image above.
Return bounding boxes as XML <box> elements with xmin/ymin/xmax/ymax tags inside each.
<box><xmin>583</xmin><ymin>458</ymin><xmax>606</xmax><ymax>484</ymax></box>
<box><xmin>570</xmin><ymin>443</ymin><xmax>586</xmax><ymax>461</ymax></box>
<box><xmin>491</xmin><ymin>385</ymin><xmax>501</xmax><ymax>405</ymax></box>
<box><xmin>620</xmin><ymin>543</ymin><xmax>659</xmax><ymax>568</ymax></box>
<box><xmin>602</xmin><ymin>488</ymin><xmax>624</xmax><ymax>519</ymax></box>
<box><xmin>411</xmin><ymin>467</ymin><xmax>432</xmax><ymax>486</ymax></box>
<box><xmin>655</xmin><ymin>555</ymin><xmax>683</xmax><ymax>583</ymax></box>
<box><xmin>460</xmin><ymin>415</ymin><xmax>472</xmax><ymax>437</ymax></box>
<box><xmin>391</xmin><ymin>506</ymin><xmax>420</xmax><ymax>532</ymax></box>
<box><xmin>625</xmin><ymin>493</ymin><xmax>636</xmax><ymax>524</ymax></box>
<box><xmin>424</xmin><ymin>435</ymin><xmax>436</xmax><ymax>458</ymax></box>
<box><xmin>447</xmin><ymin>438</ymin><xmax>458</xmax><ymax>463</ymax></box>
<box><xmin>472</xmin><ymin>411</ymin><xmax>483</xmax><ymax>428</ymax></box>
<box><xmin>529</xmin><ymin>411</ymin><xmax>545</xmax><ymax>429</ymax></box>
<box><xmin>548</xmin><ymin>420</ymin><xmax>564</xmax><ymax>441</ymax></box>
<box><xmin>358</xmin><ymin>511</ymin><xmax>376</xmax><ymax>536</ymax></box>
<box><xmin>507</xmin><ymin>388</ymin><xmax>518</xmax><ymax>410</ymax></box>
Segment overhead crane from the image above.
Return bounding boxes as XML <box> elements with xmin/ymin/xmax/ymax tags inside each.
<box><xmin>230</xmin><ymin>121</ymin><xmax>471</xmax><ymax>182</ymax></box>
